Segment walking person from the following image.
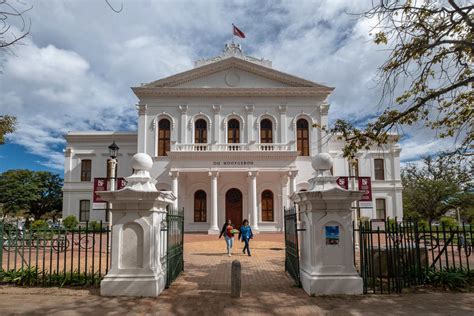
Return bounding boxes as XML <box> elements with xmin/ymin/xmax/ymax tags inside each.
<box><xmin>238</xmin><ymin>219</ymin><xmax>254</xmax><ymax>256</ymax></box>
<box><xmin>219</xmin><ymin>219</ymin><xmax>236</xmax><ymax>256</ymax></box>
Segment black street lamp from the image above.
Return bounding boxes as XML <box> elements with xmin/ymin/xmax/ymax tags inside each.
<box><xmin>108</xmin><ymin>141</ymin><xmax>120</xmax><ymax>159</ymax></box>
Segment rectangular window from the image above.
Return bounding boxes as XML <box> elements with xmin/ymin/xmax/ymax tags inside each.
<box><xmin>375</xmin><ymin>199</ymin><xmax>386</xmax><ymax>220</ymax></box>
<box><xmin>374</xmin><ymin>159</ymin><xmax>385</xmax><ymax>180</ymax></box>
<box><xmin>79</xmin><ymin>200</ymin><xmax>90</xmax><ymax>222</ymax></box>
<box><xmin>81</xmin><ymin>159</ymin><xmax>92</xmax><ymax>181</ymax></box>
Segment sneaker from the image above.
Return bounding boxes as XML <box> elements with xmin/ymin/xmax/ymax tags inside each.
<box><xmin>228</xmin><ymin>253</ymin><xmax>231</xmax><ymax>257</ymax></box>
<box><xmin>248</xmin><ymin>254</ymin><xmax>251</xmax><ymax>256</ymax></box>
<box><xmin>242</xmin><ymin>249</ymin><xmax>245</xmax><ymax>254</ymax></box>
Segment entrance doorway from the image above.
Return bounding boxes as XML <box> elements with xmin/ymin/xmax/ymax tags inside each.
<box><xmin>225</xmin><ymin>188</ymin><xmax>243</xmax><ymax>228</ymax></box>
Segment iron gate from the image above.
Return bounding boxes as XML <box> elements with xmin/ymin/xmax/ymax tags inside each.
<box><xmin>284</xmin><ymin>206</ymin><xmax>301</xmax><ymax>286</ymax></box>
<box><xmin>163</xmin><ymin>207</ymin><xmax>184</xmax><ymax>288</ymax></box>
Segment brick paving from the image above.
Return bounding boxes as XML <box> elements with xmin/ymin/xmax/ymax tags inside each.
<box><xmin>0</xmin><ymin>233</ymin><xmax>473</xmax><ymax>315</ymax></box>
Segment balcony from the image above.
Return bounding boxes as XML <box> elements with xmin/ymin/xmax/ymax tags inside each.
<box><xmin>173</xmin><ymin>141</ymin><xmax>296</xmax><ymax>152</ymax></box>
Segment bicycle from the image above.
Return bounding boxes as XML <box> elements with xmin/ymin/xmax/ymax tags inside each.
<box><xmin>51</xmin><ymin>235</ymin><xmax>95</xmax><ymax>252</ymax></box>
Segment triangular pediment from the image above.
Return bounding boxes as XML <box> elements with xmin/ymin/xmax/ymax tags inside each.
<box><xmin>140</xmin><ymin>57</ymin><xmax>332</xmax><ymax>89</ymax></box>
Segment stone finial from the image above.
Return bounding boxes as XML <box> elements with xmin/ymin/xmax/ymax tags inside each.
<box><xmin>132</xmin><ymin>153</ymin><xmax>153</xmax><ymax>171</ymax></box>
<box><xmin>312</xmin><ymin>153</ymin><xmax>333</xmax><ymax>172</ymax></box>
<box><xmin>126</xmin><ymin>153</ymin><xmax>157</xmax><ymax>192</ymax></box>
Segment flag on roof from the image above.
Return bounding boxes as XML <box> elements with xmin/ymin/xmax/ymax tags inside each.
<box><xmin>232</xmin><ymin>24</ymin><xmax>245</xmax><ymax>38</ymax></box>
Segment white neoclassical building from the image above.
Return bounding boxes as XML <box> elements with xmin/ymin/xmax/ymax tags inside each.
<box><xmin>62</xmin><ymin>43</ymin><xmax>403</xmax><ymax>233</ymax></box>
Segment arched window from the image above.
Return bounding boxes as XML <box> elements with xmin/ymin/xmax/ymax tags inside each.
<box><xmin>195</xmin><ymin>119</ymin><xmax>207</xmax><ymax>143</ymax></box>
<box><xmin>261</xmin><ymin>190</ymin><xmax>274</xmax><ymax>222</ymax></box>
<box><xmin>228</xmin><ymin>119</ymin><xmax>240</xmax><ymax>143</ymax></box>
<box><xmin>158</xmin><ymin>119</ymin><xmax>171</xmax><ymax>156</ymax></box>
<box><xmin>260</xmin><ymin>119</ymin><xmax>273</xmax><ymax>143</ymax></box>
<box><xmin>296</xmin><ymin>118</ymin><xmax>309</xmax><ymax>156</ymax></box>
<box><xmin>194</xmin><ymin>190</ymin><xmax>207</xmax><ymax>222</ymax></box>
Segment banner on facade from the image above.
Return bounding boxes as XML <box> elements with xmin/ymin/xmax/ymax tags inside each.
<box><xmin>336</xmin><ymin>177</ymin><xmax>349</xmax><ymax>190</ymax></box>
<box><xmin>93</xmin><ymin>178</ymin><xmax>108</xmax><ymax>203</ymax></box>
<box><xmin>93</xmin><ymin>177</ymin><xmax>127</xmax><ymax>203</ymax></box>
<box><xmin>358</xmin><ymin>176</ymin><xmax>372</xmax><ymax>201</ymax></box>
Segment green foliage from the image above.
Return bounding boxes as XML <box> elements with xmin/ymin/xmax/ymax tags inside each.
<box><xmin>439</xmin><ymin>216</ymin><xmax>458</xmax><ymax>230</ymax></box>
<box><xmin>417</xmin><ymin>219</ymin><xmax>429</xmax><ymax>231</ymax></box>
<box><xmin>0</xmin><ymin>115</ymin><xmax>16</xmax><ymax>145</ymax></box>
<box><xmin>424</xmin><ymin>268</ymin><xmax>473</xmax><ymax>290</ymax></box>
<box><xmin>402</xmin><ymin>154</ymin><xmax>473</xmax><ymax>221</ymax></box>
<box><xmin>0</xmin><ymin>267</ymin><xmax>102</xmax><ymax>287</ymax></box>
<box><xmin>62</xmin><ymin>215</ymin><xmax>78</xmax><ymax>230</ymax></box>
<box><xmin>0</xmin><ymin>170</ymin><xmax>63</xmax><ymax>219</ymax></box>
<box><xmin>31</xmin><ymin>220</ymin><xmax>48</xmax><ymax>230</ymax></box>
<box><xmin>324</xmin><ymin>1</ymin><xmax>474</xmax><ymax>158</ymax></box>
<box><xmin>88</xmin><ymin>220</ymin><xmax>102</xmax><ymax>231</ymax></box>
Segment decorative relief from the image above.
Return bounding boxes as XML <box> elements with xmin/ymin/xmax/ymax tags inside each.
<box><xmin>136</xmin><ymin>103</ymin><xmax>148</xmax><ymax>116</ymax></box>
<box><xmin>278</xmin><ymin>105</ymin><xmax>287</xmax><ymax>114</ymax></box>
<box><xmin>212</xmin><ymin>104</ymin><xmax>222</xmax><ymax>114</ymax></box>
<box><xmin>152</xmin><ymin>113</ymin><xmax>175</xmax><ymax>130</ymax></box>
<box><xmin>320</xmin><ymin>102</ymin><xmax>330</xmax><ymax>115</ymax></box>
<box><xmin>245</xmin><ymin>104</ymin><xmax>254</xmax><ymax>114</ymax></box>
<box><xmin>178</xmin><ymin>105</ymin><xmax>188</xmax><ymax>114</ymax></box>
<box><xmin>225</xmin><ymin>71</ymin><xmax>240</xmax><ymax>87</ymax></box>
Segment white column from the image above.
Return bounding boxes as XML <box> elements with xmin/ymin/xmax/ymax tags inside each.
<box><xmin>208</xmin><ymin>170</ymin><xmax>220</xmax><ymax>234</ymax></box>
<box><xmin>280</xmin><ymin>174</ymin><xmax>289</xmax><ymax>230</ymax></box>
<box><xmin>288</xmin><ymin>170</ymin><xmax>298</xmax><ymax>195</ymax></box>
<box><xmin>137</xmin><ymin>103</ymin><xmax>147</xmax><ymax>153</ymax></box>
<box><xmin>179</xmin><ymin>105</ymin><xmax>188</xmax><ymax>144</ymax></box>
<box><xmin>279</xmin><ymin>105</ymin><xmax>287</xmax><ymax>144</ymax></box>
<box><xmin>245</xmin><ymin>105</ymin><xmax>254</xmax><ymax>143</ymax></box>
<box><xmin>169</xmin><ymin>170</ymin><xmax>179</xmax><ymax>208</ymax></box>
<box><xmin>248</xmin><ymin>170</ymin><xmax>259</xmax><ymax>232</ymax></box>
<box><xmin>212</xmin><ymin>105</ymin><xmax>221</xmax><ymax>145</ymax></box>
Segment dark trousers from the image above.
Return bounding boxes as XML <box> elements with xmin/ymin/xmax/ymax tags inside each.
<box><xmin>242</xmin><ymin>238</ymin><xmax>251</xmax><ymax>255</ymax></box>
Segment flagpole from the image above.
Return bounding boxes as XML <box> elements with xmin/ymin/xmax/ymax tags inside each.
<box><xmin>231</xmin><ymin>23</ymin><xmax>235</xmax><ymax>44</ymax></box>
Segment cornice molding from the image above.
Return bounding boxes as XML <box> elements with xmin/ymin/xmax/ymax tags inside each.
<box><xmin>132</xmin><ymin>87</ymin><xmax>333</xmax><ymax>98</ymax></box>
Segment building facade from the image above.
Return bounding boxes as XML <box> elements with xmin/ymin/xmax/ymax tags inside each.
<box><xmin>62</xmin><ymin>44</ymin><xmax>403</xmax><ymax>232</ymax></box>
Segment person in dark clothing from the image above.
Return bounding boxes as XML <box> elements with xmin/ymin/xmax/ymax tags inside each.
<box><xmin>238</xmin><ymin>219</ymin><xmax>254</xmax><ymax>256</ymax></box>
<box><xmin>219</xmin><ymin>219</ymin><xmax>235</xmax><ymax>256</ymax></box>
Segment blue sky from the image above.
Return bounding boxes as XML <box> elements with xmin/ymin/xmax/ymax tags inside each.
<box><xmin>0</xmin><ymin>0</ymin><xmax>457</xmax><ymax>176</ymax></box>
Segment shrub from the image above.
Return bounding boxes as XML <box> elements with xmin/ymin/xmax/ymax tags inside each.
<box><xmin>31</xmin><ymin>220</ymin><xmax>48</xmax><ymax>230</ymax></box>
<box><xmin>418</xmin><ymin>219</ymin><xmax>430</xmax><ymax>231</ymax></box>
<box><xmin>63</xmin><ymin>215</ymin><xmax>78</xmax><ymax>230</ymax></box>
<box><xmin>424</xmin><ymin>268</ymin><xmax>473</xmax><ymax>290</ymax></box>
<box><xmin>88</xmin><ymin>220</ymin><xmax>102</xmax><ymax>231</ymax></box>
<box><xmin>439</xmin><ymin>216</ymin><xmax>458</xmax><ymax>230</ymax></box>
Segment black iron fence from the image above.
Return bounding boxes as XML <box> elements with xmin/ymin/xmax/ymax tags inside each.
<box><xmin>0</xmin><ymin>221</ymin><xmax>111</xmax><ymax>286</ymax></box>
<box><xmin>165</xmin><ymin>207</ymin><xmax>184</xmax><ymax>288</ymax></box>
<box><xmin>355</xmin><ymin>220</ymin><xmax>473</xmax><ymax>294</ymax></box>
<box><xmin>284</xmin><ymin>206</ymin><xmax>301</xmax><ymax>286</ymax></box>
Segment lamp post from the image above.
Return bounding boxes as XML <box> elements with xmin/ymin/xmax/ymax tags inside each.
<box><xmin>107</xmin><ymin>141</ymin><xmax>119</xmax><ymax>192</ymax></box>
<box><xmin>106</xmin><ymin>141</ymin><xmax>119</xmax><ymax>223</ymax></box>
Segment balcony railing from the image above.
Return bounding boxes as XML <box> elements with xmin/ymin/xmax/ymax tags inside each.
<box><xmin>173</xmin><ymin>141</ymin><xmax>295</xmax><ymax>152</ymax></box>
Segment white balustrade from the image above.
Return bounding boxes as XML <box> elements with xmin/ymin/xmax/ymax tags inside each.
<box><xmin>173</xmin><ymin>142</ymin><xmax>296</xmax><ymax>152</ymax></box>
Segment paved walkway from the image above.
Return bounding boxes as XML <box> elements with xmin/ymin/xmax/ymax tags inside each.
<box><xmin>0</xmin><ymin>233</ymin><xmax>473</xmax><ymax>315</ymax></box>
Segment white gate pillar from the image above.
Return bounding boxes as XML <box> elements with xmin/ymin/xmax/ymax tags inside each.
<box><xmin>291</xmin><ymin>153</ymin><xmax>363</xmax><ymax>296</ymax></box>
<box><xmin>99</xmin><ymin>153</ymin><xmax>175</xmax><ymax>297</ymax></box>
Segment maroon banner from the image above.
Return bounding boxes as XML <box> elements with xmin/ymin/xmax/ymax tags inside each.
<box><xmin>93</xmin><ymin>178</ymin><xmax>107</xmax><ymax>202</ymax></box>
<box><xmin>336</xmin><ymin>177</ymin><xmax>349</xmax><ymax>190</ymax></box>
<box><xmin>94</xmin><ymin>177</ymin><xmax>127</xmax><ymax>202</ymax></box>
<box><xmin>117</xmin><ymin>178</ymin><xmax>127</xmax><ymax>190</ymax></box>
<box><xmin>358</xmin><ymin>176</ymin><xmax>372</xmax><ymax>201</ymax></box>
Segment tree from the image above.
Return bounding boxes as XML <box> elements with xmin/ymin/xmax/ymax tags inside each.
<box><xmin>0</xmin><ymin>0</ymin><xmax>31</xmax><ymax>59</ymax></box>
<box><xmin>327</xmin><ymin>0</ymin><xmax>473</xmax><ymax>159</ymax></box>
<box><xmin>402</xmin><ymin>153</ymin><xmax>473</xmax><ymax>221</ymax></box>
<box><xmin>0</xmin><ymin>115</ymin><xmax>16</xmax><ymax>144</ymax></box>
<box><xmin>0</xmin><ymin>170</ymin><xmax>63</xmax><ymax>220</ymax></box>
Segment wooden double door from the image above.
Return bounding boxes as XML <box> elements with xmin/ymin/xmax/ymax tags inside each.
<box><xmin>225</xmin><ymin>188</ymin><xmax>243</xmax><ymax>229</ymax></box>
